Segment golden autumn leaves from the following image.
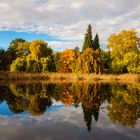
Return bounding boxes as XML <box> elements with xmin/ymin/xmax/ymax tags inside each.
<box><xmin>57</xmin><ymin>48</ymin><xmax>103</xmax><ymax>74</ymax></box>
<box><xmin>108</xmin><ymin>29</ymin><xmax>140</xmax><ymax>73</ymax></box>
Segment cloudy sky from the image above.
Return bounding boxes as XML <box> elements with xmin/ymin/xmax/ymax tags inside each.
<box><xmin>0</xmin><ymin>0</ymin><xmax>140</xmax><ymax>50</ymax></box>
<box><xmin>0</xmin><ymin>104</ymin><xmax>140</xmax><ymax>140</ymax></box>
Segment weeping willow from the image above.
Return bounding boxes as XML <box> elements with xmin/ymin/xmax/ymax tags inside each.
<box><xmin>75</xmin><ymin>48</ymin><xmax>104</xmax><ymax>74</ymax></box>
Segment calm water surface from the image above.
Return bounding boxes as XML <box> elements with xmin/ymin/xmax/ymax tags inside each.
<box><xmin>0</xmin><ymin>82</ymin><xmax>140</xmax><ymax>140</ymax></box>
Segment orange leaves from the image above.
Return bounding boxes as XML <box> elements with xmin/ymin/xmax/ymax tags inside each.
<box><xmin>76</xmin><ymin>48</ymin><xmax>104</xmax><ymax>74</ymax></box>
<box><xmin>61</xmin><ymin>90</ymin><xmax>74</xmax><ymax>105</ymax></box>
<box><xmin>84</xmin><ymin>48</ymin><xmax>94</xmax><ymax>56</ymax></box>
<box><xmin>59</xmin><ymin>49</ymin><xmax>76</xmax><ymax>73</ymax></box>
<box><xmin>94</xmin><ymin>49</ymin><xmax>101</xmax><ymax>56</ymax></box>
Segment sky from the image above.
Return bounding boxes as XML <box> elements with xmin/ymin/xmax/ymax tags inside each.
<box><xmin>0</xmin><ymin>0</ymin><xmax>140</xmax><ymax>50</ymax></box>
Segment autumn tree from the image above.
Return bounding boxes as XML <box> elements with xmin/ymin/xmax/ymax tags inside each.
<box><xmin>16</xmin><ymin>42</ymin><xmax>30</xmax><ymax>57</ymax></box>
<box><xmin>58</xmin><ymin>49</ymin><xmax>76</xmax><ymax>73</ymax></box>
<box><xmin>29</xmin><ymin>40</ymin><xmax>52</xmax><ymax>60</ymax></box>
<box><xmin>108</xmin><ymin>29</ymin><xmax>140</xmax><ymax>73</ymax></box>
<box><xmin>10</xmin><ymin>39</ymin><xmax>54</xmax><ymax>72</ymax></box>
<box><xmin>10</xmin><ymin>57</ymin><xmax>27</xmax><ymax>72</ymax></box>
<box><xmin>75</xmin><ymin>48</ymin><xmax>104</xmax><ymax>74</ymax></box>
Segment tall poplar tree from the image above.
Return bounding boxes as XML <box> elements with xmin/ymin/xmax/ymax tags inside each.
<box><xmin>82</xmin><ymin>24</ymin><xmax>93</xmax><ymax>52</ymax></box>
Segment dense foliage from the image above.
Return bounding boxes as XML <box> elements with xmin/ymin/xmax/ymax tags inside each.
<box><xmin>0</xmin><ymin>25</ymin><xmax>140</xmax><ymax>74</ymax></box>
<box><xmin>108</xmin><ymin>29</ymin><xmax>140</xmax><ymax>73</ymax></box>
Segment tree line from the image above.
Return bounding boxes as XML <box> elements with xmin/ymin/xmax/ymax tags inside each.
<box><xmin>0</xmin><ymin>24</ymin><xmax>140</xmax><ymax>74</ymax></box>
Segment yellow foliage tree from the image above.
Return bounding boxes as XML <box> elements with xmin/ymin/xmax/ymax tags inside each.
<box><xmin>29</xmin><ymin>40</ymin><xmax>49</xmax><ymax>60</ymax></box>
<box><xmin>108</xmin><ymin>29</ymin><xmax>140</xmax><ymax>73</ymax></box>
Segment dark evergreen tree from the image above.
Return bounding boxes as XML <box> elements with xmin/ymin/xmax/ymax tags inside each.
<box><xmin>82</xmin><ymin>104</ymin><xmax>92</xmax><ymax>131</ymax></box>
<box><xmin>93</xmin><ymin>34</ymin><xmax>100</xmax><ymax>50</ymax></box>
<box><xmin>82</xmin><ymin>24</ymin><xmax>93</xmax><ymax>52</ymax></box>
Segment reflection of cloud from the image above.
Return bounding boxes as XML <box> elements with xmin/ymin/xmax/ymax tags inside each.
<box><xmin>0</xmin><ymin>106</ymin><xmax>140</xmax><ymax>140</ymax></box>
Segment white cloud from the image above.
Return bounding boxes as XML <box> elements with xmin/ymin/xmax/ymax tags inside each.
<box><xmin>0</xmin><ymin>0</ymin><xmax>140</xmax><ymax>50</ymax></box>
<box><xmin>48</xmin><ymin>41</ymin><xmax>82</xmax><ymax>51</ymax></box>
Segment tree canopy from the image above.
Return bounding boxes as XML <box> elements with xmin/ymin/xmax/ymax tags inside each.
<box><xmin>108</xmin><ymin>29</ymin><xmax>140</xmax><ymax>73</ymax></box>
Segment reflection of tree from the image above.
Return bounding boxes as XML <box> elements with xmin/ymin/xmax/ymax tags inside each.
<box><xmin>28</xmin><ymin>95</ymin><xmax>52</xmax><ymax>116</ymax></box>
<box><xmin>0</xmin><ymin>86</ymin><xmax>6</xmax><ymax>104</ymax></box>
<box><xmin>1</xmin><ymin>82</ymin><xmax>140</xmax><ymax>131</ymax></box>
<box><xmin>9</xmin><ymin>83</ymin><xmax>54</xmax><ymax>115</ymax></box>
<box><xmin>82</xmin><ymin>104</ymin><xmax>92</xmax><ymax>131</ymax></box>
<box><xmin>0</xmin><ymin>85</ymin><xmax>27</xmax><ymax>113</ymax></box>
<box><xmin>72</xmin><ymin>83</ymin><xmax>102</xmax><ymax>131</ymax></box>
<box><xmin>108</xmin><ymin>84</ymin><xmax>140</xmax><ymax>127</ymax></box>
<box><xmin>82</xmin><ymin>104</ymin><xmax>100</xmax><ymax>131</ymax></box>
<box><xmin>54</xmin><ymin>83</ymin><xmax>74</xmax><ymax>105</ymax></box>
<box><xmin>8</xmin><ymin>96</ymin><xmax>28</xmax><ymax>113</ymax></box>
<box><xmin>93</xmin><ymin>108</ymin><xmax>99</xmax><ymax>122</ymax></box>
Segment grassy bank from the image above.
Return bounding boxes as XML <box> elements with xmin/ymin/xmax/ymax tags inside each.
<box><xmin>0</xmin><ymin>72</ymin><xmax>140</xmax><ymax>83</ymax></box>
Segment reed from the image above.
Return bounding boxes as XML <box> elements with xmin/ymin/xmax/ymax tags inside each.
<box><xmin>0</xmin><ymin>72</ymin><xmax>139</xmax><ymax>83</ymax></box>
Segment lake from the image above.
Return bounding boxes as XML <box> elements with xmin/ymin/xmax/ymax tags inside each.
<box><xmin>0</xmin><ymin>82</ymin><xmax>140</xmax><ymax>140</ymax></box>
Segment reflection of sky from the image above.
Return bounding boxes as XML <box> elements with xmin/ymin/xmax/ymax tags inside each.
<box><xmin>0</xmin><ymin>101</ymin><xmax>13</xmax><ymax>115</ymax></box>
<box><xmin>0</xmin><ymin>101</ymin><xmax>140</xmax><ymax>140</ymax></box>
<box><xmin>0</xmin><ymin>100</ymin><xmax>64</xmax><ymax>116</ymax></box>
<box><xmin>0</xmin><ymin>101</ymin><xmax>27</xmax><ymax>116</ymax></box>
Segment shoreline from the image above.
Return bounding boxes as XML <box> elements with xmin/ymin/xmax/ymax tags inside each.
<box><xmin>0</xmin><ymin>72</ymin><xmax>139</xmax><ymax>84</ymax></box>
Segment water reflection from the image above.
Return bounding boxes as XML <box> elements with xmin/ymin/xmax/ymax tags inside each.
<box><xmin>0</xmin><ymin>83</ymin><xmax>140</xmax><ymax>131</ymax></box>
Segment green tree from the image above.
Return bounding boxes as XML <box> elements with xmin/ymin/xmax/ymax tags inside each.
<box><xmin>7</xmin><ymin>38</ymin><xmax>26</xmax><ymax>60</ymax></box>
<box><xmin>101</xmin><ymin>51</ymin><xmax>112</xmax><ymax>73</ymax></box>
<box><xmin>0</xmin><ymin>50</ymin><xmax>13</xmax><ymax>71</ymax></box>
<box><xmin>82</xmin><ymin>24</ymin><xmax>93</xmax><ymax>52</ymax></box>
<box><xmin>0</xmin><ymin>48</ymin><xmax>6</xmax><ymax>70</ymax></box>
<box><xmin>93</xmin><ymin>34</ymin><xmax>100</xmax><ymax>50</ymax></box>
<box><xmin>53</xmin><ymin>52</ymin><xmax>61</xmax><ymax>72</ymax></box>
